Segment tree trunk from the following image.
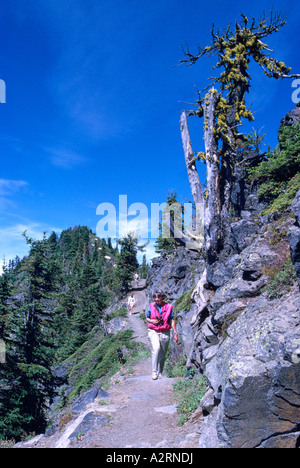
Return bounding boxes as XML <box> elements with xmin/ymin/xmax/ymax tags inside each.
<box><xmin>165</xmin><ymin>212</ymin><xmax>203</xmax><ymax>251</ymax></box>
<box><xmin>180</xmin><ymin>111</ymin><xmax>205</xmax><ymax>250</ymax></box>
<box><xmin>203</xmin><ymin>89</ymin><xmax>222</xmax><ymax>262</ymax></box>
<box><xmin>220</xmin><ymin>86</ymin><xmax>242</xmax><ymax>254</ymax></box>
<box><xmin>180</xmin><ymin>111</ymin><xmax>204</xmax><ymax>206</ymax></box>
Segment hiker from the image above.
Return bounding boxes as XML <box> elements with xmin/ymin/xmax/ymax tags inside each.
<box><xmin>146</xmin><ymin>290</ymin><xmax>178</xmax><ymax>380</ymax></box>
<box><xmin>128</xmin><ymin>293</ymin><xmax>135</xmax><ymax>315</ymax></box>
<box><xmin>134</xmin><ymin>272</ymin><xmax>140</xmax><ymax>287</ymax></box>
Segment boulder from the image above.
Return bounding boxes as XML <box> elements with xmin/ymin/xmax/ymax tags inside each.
<box><xmin>201</xmin><ymin>290</ymin><xmax>300</xmax><ymax>448</ymax></box>
<box><xmin>292</xmin><ymin>189</ymin><xmax>300</xmax><ymax>223</ymax></box>
<box><xmin>280</xmin><ymin>102</ymin><xmax>300</xmax><ymax>127</ymax></box>
<box><xmin>231</xmin><ymin>219</ymin><xmax>259</xmax><ymax>252</ymax></box>
<box><xmin>68</xmin><ymin>412</ymin><xmax>109</xmax><ymax>440</ymax></box>
<box><xmin>288</xmin><ymin>190</ymin><xmax>300</xmax><ymax>286</ymax></box>
<box><xmin>71</xmin><ymin>385</ymin><xmax>110</xmax><ymax>417</ymax></box>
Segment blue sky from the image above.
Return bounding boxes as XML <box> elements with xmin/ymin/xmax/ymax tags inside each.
<box><xmin>0</xmin><ymin>0</ymin><xmax>299</xmax><ymax>269</ymax></box>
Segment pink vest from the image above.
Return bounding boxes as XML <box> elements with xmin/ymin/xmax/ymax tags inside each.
<box><xmin>148</xmin><ymin>302</ymin><xmax>173</xmax><ymax>332</ymax></box>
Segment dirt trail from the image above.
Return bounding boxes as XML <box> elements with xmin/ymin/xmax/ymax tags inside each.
<box><xmin>15</xmin><ymin>282</ymin><xmax>201</xmax><ymax>449</ymax></box>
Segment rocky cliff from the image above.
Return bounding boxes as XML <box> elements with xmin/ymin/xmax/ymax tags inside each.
<box><xmin>146</xmin><ymin>114</ymin><xmax>300</xmax><ymax>449</ymax></box>
<box><xmin>146</xmin><ymin>191</ymin><xmax>300</xmax><ymax>448</ymax></box>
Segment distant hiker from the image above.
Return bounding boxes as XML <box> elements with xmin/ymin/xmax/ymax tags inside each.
<box><xmin>128</xmin><ymin>293</ymin><xmax>135</xmax><ymax>315</ymax></box>
<box><xmin>146</xmin><ymin>290</ymin><xmax>178</xmax><ymax>380</ymax></box>
<box><xmin>134</xmin><ymin>272</ymin><xmax>140</xmax><ymax>287</ymax></box>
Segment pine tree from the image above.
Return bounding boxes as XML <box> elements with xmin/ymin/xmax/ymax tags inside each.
<box><xmin>248</xmin><ymin>123</ymin><xmax>300</xmax><ymax>214</ymax></box>
<box><xmin>0</xmin><ymin>234</ymin><xmax>61</xmax><ymax>440</ymax></box>
<box><xmin>155</xmin><ymin>191</ymin><xmax>184</xmax><ymax>253</ymax></box>
<box><xmin>116</xmin><ymin>234</ymin><xmax>140</xmax><ymax>293</ymax></box>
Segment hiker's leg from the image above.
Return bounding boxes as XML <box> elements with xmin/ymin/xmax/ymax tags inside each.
<box><xmin>148</xmin><ymin>329</ymin><xmax>160</xmax><ymax>374</ymax></box>
<box><xmin>158</xmin><ymin>331</ymin><xmax>170</xmax><ymax>375</ymax></box>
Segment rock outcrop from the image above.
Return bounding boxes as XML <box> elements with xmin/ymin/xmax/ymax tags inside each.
<box><xmin>200</xmin><ymin>286</ymin><xmax>300</xmax><ymax>448</ymax></box>
<box><xmin>280</xmin><ymin>102</ymin><xmax>300</xmax><ymax>127</ymax></box>
<box><xmin>147</xmin><ymin>187</ymin><xmax>300</xmax><ymax>448</ymax></box>
<box><xmin>288</xmin><ymin>190</ymin><xmax>300</xmax><ymax>287</ymax></box>
<box><xmin>145</xmin><ymin>105</ymin><xmax>300</xmax><ymax>448</ymax></box>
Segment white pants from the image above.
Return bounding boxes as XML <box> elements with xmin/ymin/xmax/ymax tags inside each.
<box><xmin>148</xmin><ymin>329</ymin><xmax>170</xmax><ymax>374</ymax></box>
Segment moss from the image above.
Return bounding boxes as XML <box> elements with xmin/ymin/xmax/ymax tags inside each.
<box><xmin>260</xmin><ymin>173</ymin><xmax>300</xmax><ymax>216</ymax></box>
<box><xmin>175</xmin><ymin>287</ymin><xmax>195</xmax><ymax>312</ymax></box>
<box><xmin>262</xmin><ymin>254</ymin><xmax>297</xmax><ymax>299</ymax></box>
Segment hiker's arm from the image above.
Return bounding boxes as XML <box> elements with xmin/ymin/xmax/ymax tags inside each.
<box><xmin>171</xmin><ymin>320</ymin><xmax>178</xmax><ymax>343</ymax></box>
<box><xmin>146</xmin><ymin>307</ymin><xmax>159</xmax><ymax>325</ymax></box>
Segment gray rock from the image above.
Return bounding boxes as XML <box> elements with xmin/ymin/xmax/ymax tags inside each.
<box><xmin>210</xmin><ymin>275</ymin><xmax>267</xmax><ymax>311</ymax></box>
<box><xmin>105</xmin><ymin>316</ymin><xmax>126</xmax><ymax>334</ymax></box>
<box><xmin>207</xmin><ymin>255</ymin><xmax>240</xmax><ymax>288</ymax></box>
<box><xmin>199</xmin><ymin>388</ymin><xmax>215</xmax><ymax>415</ymax></box>
<box><xmin>256</xmin><ymin>432</ymin><xmax>300</xmax><ymax>448</ymax></box>
<box><xmin>71</xmin><ymin>385</ymin><xmax>107</xmax><ymax>417</ymax></box>
<box><xmin>291</xmin><ymin>189</ymin><xmax>300</xmax><ymax>224</ymax></box>
<box><xmin>288</xmin><ymin>225</ymin><xmax>300</xmax><ymax>285</ymax></box>
<box><xmin>212</xmin><ymin>300</ymin><xmax>247</xmax><ymax>327</ymax></box>
<box><xmin>280</xmin><ymin>102</ymin><xmax>300</xmax><ymax>127</ymax></box>
<box><xmin>231</xmin><ymin>219</ymin><xmax>259</xmax><ymax>252</ymax></box>
<box><xmin>288</xmin><ymin>189</ymin><xmax>300</xmax><ymax>286</ymax></box>
<box><xmin>203</xmin><ymin>291</ymin><xmax>300</xmax><ymax>448</ymax></box>
<box><xmin>68</xmin><ymin>412</ymin><xmax>109</xmax><ymax>439</ymax></box>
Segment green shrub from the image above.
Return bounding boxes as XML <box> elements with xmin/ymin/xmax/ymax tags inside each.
<box><xmin>165</xmin><ymin>356</ymin><xmax>187</xmax><ymax>378</ymax></box>
<box><xmin>67</xmin><ymin>329</ymin><xmax>140</xmax><ymax>400</ymax></box>
<box><xmin>248</xmin><ymin>123</ymin><xmax>300</xmax><ymax>214</ymax></box>
<box><xmin>104</xmin><ymin>306</ymin><xmax>128</xmax><ymax>321</ymax></box>
<box><xmin>175</xmin><ymin>287</ymin><xmax>194</xmax><ymax>312</ymax></box>
<box><xmin>173</xmin><ymin>375</ymin><xmax>207</xmax><ymax>426</ymax></box>
<box><xmin>263</xmin><ymin>255</ymin><xmax>297</xmax><ymax>299</ymax></box>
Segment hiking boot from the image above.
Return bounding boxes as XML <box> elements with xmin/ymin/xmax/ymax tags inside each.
<box><xmin>152</xmin><ymin>371</ymin><xmax>158</xmax><ymax>380</ymax></box>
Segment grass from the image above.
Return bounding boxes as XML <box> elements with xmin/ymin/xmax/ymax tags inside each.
<box><xmin>165</xmin><ymin>356</ymin><xmax>187</xmax><ymax>378</ymax></box>
<box><xmin>262</xmin><ymin>254</ymin><xmax>297</xmax><ymax>299</ymax></box>
<box><xmin>162</xmin><ymin>352</ymin><xmax>208</xmax><ymax>426</ymax></box>
<box><xmin>173</xmin><ymin>375</ymin><xmax>207</xmax><ymax>426</ymax></box>
<box><xmin>65</xmin><ymin>328</ymin><xmax>148</xmax><ymax>401</ymax></box>
<box><xmin>174</xmin><ymin>287</ymin><xmax>194</xmax><ymax>313</ymax></box>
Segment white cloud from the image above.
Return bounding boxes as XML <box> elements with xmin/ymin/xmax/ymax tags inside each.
<box><xmin>0</xmin><ymin>179</ymin><xmax>28</xmax><ymax>196</ymax></box>
<box><xmin>47</xmin><ymin>147</ymin><xmax>87</xmax><ymax>169</ymax></box>
<box><xmin>0</xmin><ymin>179</ymin><xmax>29</xmax><ymax>213</ymax></box>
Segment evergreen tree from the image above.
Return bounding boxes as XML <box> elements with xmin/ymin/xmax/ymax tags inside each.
<box><xmin>116</xmin><ymin>234</ymin><xmax>140</xmax><ymax>293</ymax></box>
<box><xmin>0</xmin><ymin>226</ymin><xmax>122</xmax><ymax>440</ymax></box>
<box><xmin>248</xmin><ymin>123</ymin><xmax>300</xmax><ymax>214</ymax></box>
<box><xmin>139</xmin><ymin>254</ymin><xmax>149</xmax><ymax>279</ymax></box>
<box><xmin>0</xmin><ymin>265</ymin><xmax>11</xmax><ymax>336</ymax></box>
<box><xmin>0</xmin><ymin>234</ymin><xmax>61</xmax><ymax>440</ymax></box>
<box><xmin>155</xmin><ymin>191</ymin><xmax>184</xmax><ymax>253</ymax></box>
